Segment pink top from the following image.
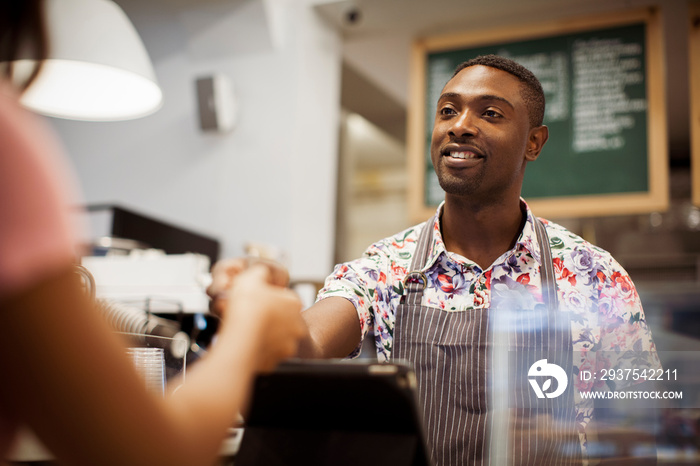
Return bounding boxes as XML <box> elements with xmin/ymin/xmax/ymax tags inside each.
<box><xmin>0</xmin><ymin>86</ymin><xmax>82</xmax><ymax>298</ymax></box>
<box><xmin>0</xmin><ymin>84</ymin><xmax>85</xmax><ymax>458</ymax></box>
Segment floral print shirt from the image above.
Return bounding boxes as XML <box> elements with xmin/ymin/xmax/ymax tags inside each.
<box><xmin>317</xmin><ymin>200</ymin><xmax>661</xmax><ymax>439</ymax></box>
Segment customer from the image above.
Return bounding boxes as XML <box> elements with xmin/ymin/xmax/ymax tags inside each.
<box><xmin>0</xmin><ymin>2</ymin><xmax>306</xmax><ymax>465</ymax></box>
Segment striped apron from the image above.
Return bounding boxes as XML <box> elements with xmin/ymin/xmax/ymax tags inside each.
<box><xmin>393</xmin><ymin>217</ymin><xmax>582</xmax><ymax>466</ymax></box>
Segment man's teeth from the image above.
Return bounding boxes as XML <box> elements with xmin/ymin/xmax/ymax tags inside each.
<box><xmin>449</xmin><ymin>151</ymin><xmax>477</xmax><ymax>159</ymax></box>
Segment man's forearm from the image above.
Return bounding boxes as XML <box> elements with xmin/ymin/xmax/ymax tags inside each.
<box><xmin>296</xmin><ymin>297</ymin><xmax>362</xmax><ymax>359</ymax></box>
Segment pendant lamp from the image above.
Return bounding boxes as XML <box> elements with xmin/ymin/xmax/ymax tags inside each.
<box><xmin>15</xmin><ymin>0</ymin><xmax>163</xmax><ymax>121</ymax></box>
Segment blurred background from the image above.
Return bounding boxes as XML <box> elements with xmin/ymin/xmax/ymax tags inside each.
<box><xmin>53</xmin><ymin>0</ymin><xmax>695</xmax><ymax>278</ymax></box>
<box><xmin>55</xmin><ymin>0</ymin><xmax>699</xmax><ymax>347</ymax></box>
<box><xmin>31</xmin><ymin>0</ymin><xmax>699</xmax><ymax>462</ymax></box>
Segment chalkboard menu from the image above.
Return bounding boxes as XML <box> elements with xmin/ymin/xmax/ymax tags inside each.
<box><xmin>407</xmin><ymin>9</ymin><xmax>668</xmax><ymax>221</ymax></box>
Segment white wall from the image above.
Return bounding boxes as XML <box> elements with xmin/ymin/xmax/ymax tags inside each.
<box><xmin>50</xmin><ymin>0</ymin><xmax>342</xmax><ymax>282</ymax></box>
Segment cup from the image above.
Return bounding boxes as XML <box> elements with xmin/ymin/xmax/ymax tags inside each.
<box><xmin>126</xmin><ymin>347</ymin><xmax>166</xmax><ymax>397</ymax></box>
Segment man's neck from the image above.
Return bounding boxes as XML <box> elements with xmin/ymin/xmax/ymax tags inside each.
<box><xmin>440</xmin><ymin>196</ymin><xmax>526</xmax><ymax>270</ymax></box>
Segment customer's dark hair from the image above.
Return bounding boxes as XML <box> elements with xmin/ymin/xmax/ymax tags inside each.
<box><xmin>452</xmin><ymin>54</ymin><xmax>545</xmax><ymax>127</ymax></box>
<box><xmin>0</xmin><ymin>0</ymin><xmax>48</xmax><ymax>93</ymax></box>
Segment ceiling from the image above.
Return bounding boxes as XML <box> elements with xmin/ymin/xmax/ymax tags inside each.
<box><xmin>315</xmin><ymin>0</ymin><xmax>601</xmax><ymax>37</ymax></box>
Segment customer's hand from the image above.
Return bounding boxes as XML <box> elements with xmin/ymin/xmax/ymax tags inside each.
<box><xmin>223</xmin><ymin>264</ymin><xmax>305</xmax><ymax>372</ymax></box>
<box><xmin>208</xmin><ymin>257</ymin><xmax>290</xmax><ymax>317</ymax></box>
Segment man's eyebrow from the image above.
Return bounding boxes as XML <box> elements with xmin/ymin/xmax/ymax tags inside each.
<box><xmin>437</xmin><ymin>92</ymin><xmax>515</xmax><ymax>110</ymax></box>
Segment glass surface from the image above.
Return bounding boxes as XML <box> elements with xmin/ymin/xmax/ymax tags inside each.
<box><xmin>118</xmin><ymin>332</ymin><xmax>187</xmax><ymax>395</ymax></box>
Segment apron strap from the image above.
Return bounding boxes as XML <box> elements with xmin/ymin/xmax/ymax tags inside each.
<box><xmin>534</xmin><ymin>217</ymin><xmax>558</xmax><ymax>313</ymax></box>
<box><xmin>401</xmin><ymin>217</ymin><xmax>436</xmax><ymax>305</ymax></box>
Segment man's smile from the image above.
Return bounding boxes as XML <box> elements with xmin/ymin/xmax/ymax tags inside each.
<box><xmin>441</xmin><ymin>145</ymin><xmax>485</xmax><ymax>168</ymax></box>
<box><xmin>448</xmin><ymin>150</ymin><xmax>479</xmax><ymax>159</ymax></box>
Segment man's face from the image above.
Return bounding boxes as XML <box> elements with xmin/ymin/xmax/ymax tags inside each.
<box><xmin>430</xmin><ymin>65</ymin><xmax>537</xmax><ymax>203</ymax></box>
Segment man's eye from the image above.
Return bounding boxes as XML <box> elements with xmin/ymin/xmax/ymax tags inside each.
<box><xmin>440</xmin><ymin>107</ymin><xmax>456</xmax><ymax>115</ymax></box>
<box><xmin>483</xmin><ymin>110</ymin><xmax>501</xmax><ymax>118</ymax></box>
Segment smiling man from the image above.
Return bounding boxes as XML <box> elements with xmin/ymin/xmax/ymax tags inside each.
<box><xmin>211</xmin><ymin>55</ymin><xmax>660</xmax><ymax>466</ymax></box>
<box><xmin>294</xmin><ymin>55</ymin><xmax>660</xmax><ymax>466</ymax></box>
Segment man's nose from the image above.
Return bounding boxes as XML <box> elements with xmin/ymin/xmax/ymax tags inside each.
<box><xmin>448</xmin><ymin>111</ymin><xmax>477</xmax><ymax>137</ymax></box>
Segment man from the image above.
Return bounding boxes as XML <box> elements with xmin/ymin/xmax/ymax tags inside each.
<box><xmin>210</xmin><ymin>55</ymin><xmax>660</xmax><ymax>466</ymax></box>
<box><xmin>298</xmin><ymin>55</ymin><xmax>659</xmax><ymax>465</ymax></box>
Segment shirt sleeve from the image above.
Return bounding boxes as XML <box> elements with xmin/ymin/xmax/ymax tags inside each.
<box><xmin>315</xmin><ymin>243</ymin><xmax>392</xmax><ymax>358</ymax></box>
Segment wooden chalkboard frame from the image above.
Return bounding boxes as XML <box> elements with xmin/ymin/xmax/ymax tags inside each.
<box><xmin>691</xmin><ymin>1</ymin><xmax>700</xmax><ymax>208</ymax></box>
<box><xmin>407</xmin><ymin>8</ymin><xmax>668</xmax><ymax>223</ymax></box>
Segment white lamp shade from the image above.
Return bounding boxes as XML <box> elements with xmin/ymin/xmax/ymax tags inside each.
<box><xmin>15</xmin><ymin>0</ymin><xmax>163</xmax><ymax>121</ymax></box>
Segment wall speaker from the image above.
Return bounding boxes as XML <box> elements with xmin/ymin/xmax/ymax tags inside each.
<box><xmin>195</xmin><ymin>74</ymin><xmax>236</xmax><ymax>133</ymax></box>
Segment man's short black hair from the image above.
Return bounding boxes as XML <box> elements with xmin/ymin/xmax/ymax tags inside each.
<box><xmin>452</xmin><ymin>54</ymin><xmax>545</xmax><ymax>128</ymax></box>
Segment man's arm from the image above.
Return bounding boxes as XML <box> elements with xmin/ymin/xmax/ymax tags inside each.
<box><xmin>297</xmin><ymin>297</ymin><xmax>362</xmax><ymax>359</ymax></box>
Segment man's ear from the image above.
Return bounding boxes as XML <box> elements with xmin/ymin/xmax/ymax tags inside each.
<box><xmin>525</xmin><ymin>125</ymin><xmax>549</xmax><ymax>162</ymax></box>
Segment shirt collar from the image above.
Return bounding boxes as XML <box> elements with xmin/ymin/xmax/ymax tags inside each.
<box><xmin>424</xmin><ymin>199</ymin><xmax>543</xmax><ymax>271</ymax></box>
<box><xmin>516</xmin><ymin>198</ymin><xmax>542</xmax><ymax>262</ymax></box>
